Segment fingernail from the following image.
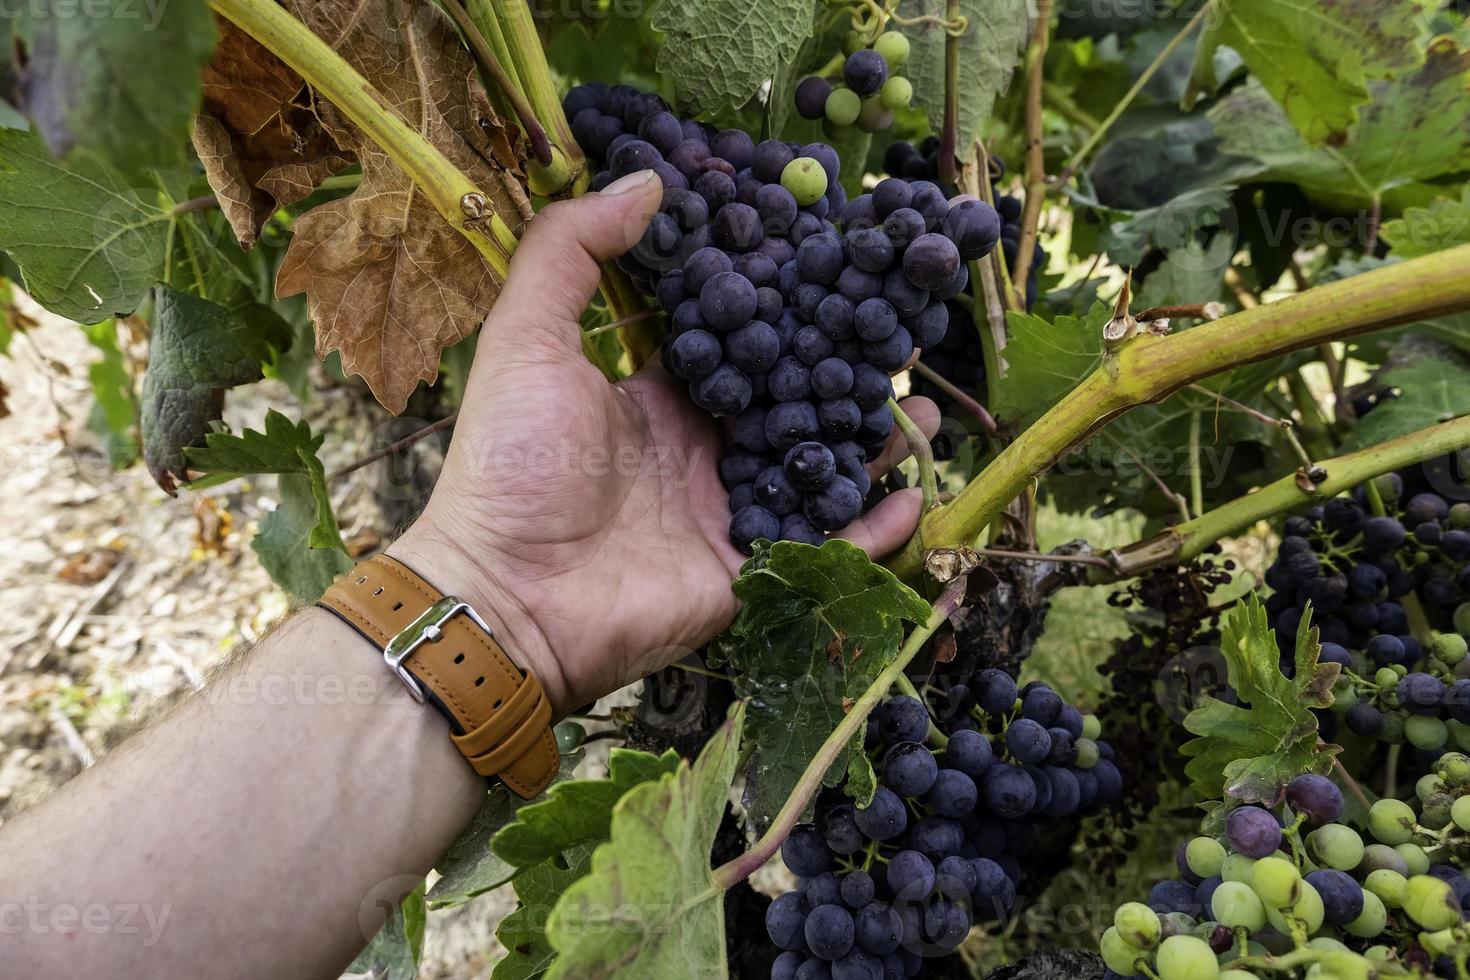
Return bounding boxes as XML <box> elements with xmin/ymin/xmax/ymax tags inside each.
<box><xmin>600</xmin><ymin>169</ymin><xmax>657</xmax><ymax>195</ymax></box>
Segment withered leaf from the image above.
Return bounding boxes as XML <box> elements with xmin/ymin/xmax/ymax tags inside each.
<box><xmin>192</xmin><ymin>19</ymin><xmax>351</xmax><ymax>248</ymax></box>
<box><xmin>274</xmin><ymin>0</ymin><xmax>530</xmax><ymax>414</ymax></box>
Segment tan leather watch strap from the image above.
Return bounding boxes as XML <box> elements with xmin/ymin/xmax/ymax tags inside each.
<box><xmin>317</xmin><ymin>555</ymin><xmax>558</xmax><ymax>798</ymax></box>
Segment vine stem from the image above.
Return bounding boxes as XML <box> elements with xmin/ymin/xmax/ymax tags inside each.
<box><xmin>1330</xmin><ymin>753</ymin><xmax>1373</xmax><ymax>813</ymax></box>
<box><xmin>884</xmin><ymin>244</ymin><xmax>1470</xmax><ymax>579</ymax></box>
<box><xmin>481</xmin><ymin>0</ymin><xmax>583</xmax><ymax>173</ymax></box>
<box><xmin>712</xmin><ymin>578</ymin><xmax>968</xmax><ymax>890</ymax></box>
<box><xmin>328</xmin><ymin>413</ymin><xmax>459</xmax><ymax>481</ymax></box>
<box><xmin>438</xmin><ymin>0</ymin><xmax>552</xmax><ymax>165</ymax></box>
<box><xmin>208</xmin><ymin>0</ymin><xmax>513</xmax><ymax>277</ymax></box>
<box><xmin>1010</xmin><ymin>0</ymin><xmax>1052</xmax><ymax>288</ymax></box>
<box><xmin>889</xmin><ymin>397</ymin><xmax>939</xmax><ymax>511</ymax></box>
<box><xmin>1052</xmin><ymin>1</ymin><xmax>1213</xmax><ymax>188</ymax></box>
<box><xmin>1100</xmin><ymin>430</ymin><xmax>1191</xmax><ymax>524</ymax></box>
<box><xmin>1101</xmin><ymin>415</ymin><xmax>1470</xmax><ymax>580</ymax></box>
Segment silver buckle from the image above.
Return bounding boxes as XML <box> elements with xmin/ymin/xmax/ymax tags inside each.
<box><xmin>383</xmin><ymin>596</ymin><xmax>494</xmax><ymax>703</ymax></box>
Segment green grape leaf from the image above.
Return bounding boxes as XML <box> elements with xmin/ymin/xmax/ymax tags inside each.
<box><xmin>346</xmin><ymin>881</ymin><xmax>426</xmax><ymax>980</ymax></box>
<box><xmin>429</xmin><ymin>752</ymin><xmax>582</xmax><ymax>910</ymax></box>
<box><xmin>140</xmin><ymin>287</ymin><xmax>291</xmax><ymax>494</ymax></box>
<box><xmin>899</xmin><ymin>0</ymin><xmax>1030</xmax><ymax>156</ymax></box>
<box><xmin>1211</xmin><ymin>39</ymin><xmax>1470</xmax><ymax>214</ymax></box>
<box><xmin>12</xmin><ymin>0</ymin><xmax>216</xmax><ymax>181</ymax></box>
<box><xmin>1381</xmin><ymin>187</ymin><xmax>1470</xmax><ymax>258</ymax></box>
<box><xmin>81</xmin><ymin>320</ymin><xmax>139</xmax><ymax>468</ymax></box>
<box><xmin>252</xmin><ymin>471</ymin><xmax>351</xmax><ymax>603</ymax></box>
<box><xmin>1094</xmin><ymin>188</ymin><xmax>1235</xmax><ymax>268</ymax></box>
<box><xmin>429</xmin><ymin>752</ymin><xmax>585</xmax><ymax>910</ymax></box>
<box><xmin>544</xmin><ymin>705</ymin><xmax>745</xmax><ymax>979</ymax></box>
<box><xmin>1133</xmin><ymin>234</ymin><xmax>1234</xmax><ymax>312</ymax></box>
<box><xmin>1184</xmin><ymin>0</ymin><xmax>1429</xmax><ymax>144</ymax></box>
<box><xmin>709</xmin><ymin>540</ymin><xmax>929</xmax><ymax>829</ymax></box>
<box><xmin>1182</xmin><ymin>596</ymin><xmax>1341</xmax><ymax>804</ymax></box>
<box><xmin>1342</xmin><ymin>357</ymin><xmax>1470</xmax><ymax>452</ymax></box>
<box><xmin>491</xmin><ymin>748</ymin><xmax>682</xmax><ymax>869</ymax></box>
<box><xmin>991</xmin><ymin>301</ymin><xmax>1110</xmax><ymax>431</ymax></box>
<box><xmin>0</xmin><ymin>127</ymin><xmax>171</xmax><ymax>323</ymax></box>
<box><xmin>186</xmin><ymin>409</ymin><xmax>325</xmax><ymax>481</ymax></box>
<box><xmin>651</xmin><ymin>0</ymin><xmax>815</xmax><ymax>114</ymax></box>
<box><xmin>491</xmin><ymin>844</ymin><xmax>595</xmax><ymax>980</ymax></box>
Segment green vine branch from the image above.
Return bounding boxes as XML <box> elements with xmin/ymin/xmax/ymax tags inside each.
<box><xmin>208</xmin><ymin>0</ymin><xmax>515</xmax><ymax>277</ymax></box>
<box><xmin>483</xmin><ymin>0</ymin><xmax>585</xmax><ymax>184</ymax></box>
<box><xmin>438</xmin><ymin>0</ymin><xmax>552</xmax><ymax>165</ymax></box>
<box><xmin>1101</xmin><ymin>414</ymin><xmax>1470</xmax><ymax>581</ymax></box>
<box><xmin>884</xmin><ymin>244</ymin><xmax>1470</xmax><ymax>579</ymax></box>
<box><xmin>1011</xmin><ymin>0</ymin><xmax>1052</xmax><ymax>288</ymax></box>
<box><xmin>712</xmin><ymin>577</ymin><xmax>968</xmax><ymax>890</ymax></box>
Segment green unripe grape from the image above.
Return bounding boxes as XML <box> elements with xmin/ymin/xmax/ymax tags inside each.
<box><xmin>1251</xmin><ymin>856</ymin><xmax>1301</xmax><ymax>907</ymax></box>
<box><xmin>1308</xmin><ymin>824</ymin><xmax>1365</xmax><ymax>871</ymax></box>
<box><xmin>1435</xmin><ymin>751</ymin><xmax>1470</xmax><ymax>783</ymax></box>
<box><xmin>1266</xmin><ymin>880</ymin><xmax>1324</xmax><ymax>935</ymax></box>
<box><xmin>1344</xmin><ymin>889</ymin><xmax>1387</xmax><ymax>938</ymax></box>
<box><xmin>1221</xmin><ymin>853</ymin><xmax>1258</xmax><ymax>883</ymax></box>
<box><xmin>842</xmin><ymin>30</ymin><xmax>867</xmax><ymax>55</ymax></box>
<box><xmin>1379</xmin><ymin>711</ymin><xmax>1407</xmax><ymax>744</ymax></box>
<box><xmin>1418</xmin><ymin>773</ymin><xmax>1447</xmax><ymax>800</ymax></box>
<box><xmin>823</xmin><ymin>89</ymin><xmax>861</xmax><ymax>127</ymax></box>
<box><xmin>872</xmin><ymin>30</ymin><xmax>910</xmax><ymax>68</ymax></box>
<box><xmin>1099</xmin><ymin>926</ymin><xmax>1148</xmax><ymax>976</ymax></box>
<box><xmin>855</xmin><ymin>96</ymin><xmax>893</xmax><ymax>134</ymax></box>
<box><xmin>1358</xmin><ymin>843</ymin><xmax>1409</xmax><ymax>877</ymax></box>
<box><xmin>1363</xmin><ymin>945</ymin><xmax>1394</xmax><ymax>963</ymax></box>
<box><xmin>1372</xmin><ymin>473</ymin><xmax>1403</xmax><ymax>503</ymax></box>
<box><xmin>1155</xmin><ymin>935</ymin><xmax>1219</xmax><ymax>980</ymax></box>
<box><xmin>1081</xmin><ymin>714</ymin><xmax>1101</xmax><ymax>739</ymax></box>
<box><xmin>1074</xmin><ymin>738</ymin><xmax>1100</xmax><ymax>769</ymax></box>
<box><xmin>879</xmin><ymin>76</ymin><xmax>912</xmax><ymax>110</ymax></box>
<box><xmin>1396</xmin><ymin>842</ymin><xmax>1430</xmax><ymax>876</ymax></box>
<box><xmin>554</xmin><ymin>719</ymin><xmax>587</xmax><ymax>752</ymax></box>
<box><xmin>1160</xmin><ymin>911</ymin><xmax>1197</xmax><ymax>938</ymax></box>
<box><xmin>1406</xmin><ymin>875</ymin><xmax>1461</xmax><ymax>929</ymax></box>
<box><xmin>1421</xmin><ymin>928</ymin><xmax>1457</xmax><ymax>956</ymax></box>
<box><xmin>1421</xmin><ymin>791</ymin><xmax>1455</xmax><ymax>830</ymax></box>
<box><xmin>1115</xmin><ymin>902</ymin><xmax>1161</xmax><ymax>949</ymax></box>
<box><xmin>1186</xmin><ymin>837</ymin><xmax>1227</xmax><ymax>878</ymax></box>
<box><xmin>1452</xmin><ymin>795</ymin><xmax>1470</xmax><ymax>831</ymax></box>
<box><xmin>1365</xmin><ymin>868</ymin><xmax>1407</xmax><ymax>907</ymax></box>
<box><xmin>1451</xmin><ymin>502</ymin><xmax>1470</xmax><ymax>528</ymax></box>
<box><xmin>1307</xmin><ymin>937</ymin><xmax>1349</xmax><ymax>953</ymax></box>
<box><xmin>1369</xmin><ymin>799</ymin><xmax>1417</xmax><ymax>845</ymax></box>
<box><xmin>1212</xmin><ymin>880</ymin><xmax>1266</xmax><ymax>931</ymax></box>
<box><xmin>1330</xmin><ymin>678</ymin><xmax>1358</xmax><ymax>710</ymax></box>
<box><xmin>1220</xmin><ymin>972</ymin><xmax>1261</xmax><ymax>980</ymax></box>
<box><xmin>782</xmin><ymin>157</ymin><xmax>830</xmax><ymax>205</ymax></box>
<box><xmin>1432</xmin><ymin>632</ymin><xmax>1469</xmax><ymax>665</ymax></box>
<box><xmin>1306</xmin><ymin>951</ymin><xmax>1370</xmax><ymax>980</ymax></box>
<box><xmin>1452</xmin><ymin>720</ymin><xmax>1470</xmax><ymax>752</ymax></box>
<box><xmin>1373</xmin><ymin>666</ymin><xmax>1399</xmax><ymax>688</ymax></box>
<box><xmin>1407</xmin><ymin>714</ymin><xmax>1449</xmax><ymax>750</ymax></box>
<box><xmin>1392</xmin><ymin>663</ymin><xmax>1409</xmax><ymax>676</ymax></box>
<box><xmin>1455</xmin><ymin>602</ymin><xmax>1470</xmax><ymax>637</ymax></box>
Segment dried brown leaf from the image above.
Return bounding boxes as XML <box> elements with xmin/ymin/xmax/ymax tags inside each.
<box><xmin>274</xmin><ymin>0</ymin><xmax>530</xmax><ymax>413</ymax></box>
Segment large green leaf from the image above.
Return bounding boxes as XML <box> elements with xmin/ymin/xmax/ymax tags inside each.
<box><xmin>429</xmin><ymin>752</ymin><xmax>584</xmax><ymax>910</ymax></box>
<box><xmin>898</xmin><ymin>0</ymin><xmax>1030</xmax><ymax>156</ymax></box>
<box><xmin>1211</xmin><ymin>40</ymin><xmax>1470</xmax><ymax>214</ymax></box>
<box><xmin>140</xmin><ymin>287</ymin><xmax>290</xmax><ymax>494</ymax></box>
<box><xmin>253</xmin><ymin>472</ymin><xmax>352</xmax><ymax>603</ymax></box>
<box><xmin>81</xmin><ymin>319</ymin><xmax>138</xmax><ymax>468</ymax></box>
<box><xmin>1133</xmin><ymin>234</ymin><xmax>1234</xmax><ymax>311</ymax></box>
<box><xmin>1343</xmin><ymin>356</ymin><xmax>1470</xmax><ymax>452</ymax></box>
<box><xmin>991</xmin><ymin>301</ymin><xmax>1110</xmax><ymax>430</ymax></box>
<box><xmin>1381</xmin><ymin>186</ymin><xmax>1470</xmax><ymax>258</ymax></box>
<box><xmin>1181</xmin><ymin>596</ymin><xmax>1340</xmax><ymax>804</ymax></box>
<box><xmin>0</xmin><ymin>127</ymin><xmax>171</xmax><ymax>323</ymax></box>
<box><xmin>12</xmin><ymin>0</ymin><xmax>215</xmax><ymax>180</ymax></box>
<box><xmin>544</xmin><ymin>705</ymin><xmax>746</xmax><ymax>979</ymax></box>
<box><xmin>346</xmin><ymin>882</ymin><xmax>426</xmax><ymax>980</ymax></box>
<box><xmin>709</xmin><ymin>540</ymin><xmax>929</xmax><ymax>829</ymax></box>
<box><xmin>1095</xmin><ymin>187</ymin><xmax>1235</xmax><ymax>267</ymax></box>
<box><xmin>492</xmin><ymin>844</ymin><xmax>595</xmax><ymax>980</ymax></box>
<box><xmin>491</xmin><ymin>749</ymin><xmax>681</xmax><ymax>870</ymax></box>
<box><xmin>1185</xmin><ymin>0</ymin><xmax>1429</xmax><ymax>144</ymax></box>
<box><xmin>651</xmin><ymin>0</ymin><xmax>815</xmax><ymax>114</ymax></box>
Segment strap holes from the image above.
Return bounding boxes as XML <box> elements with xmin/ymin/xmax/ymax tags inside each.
<box><xmin>392</xmin><ymin>601</ymin><xmax>403</xmax><ymax>611</ymax></box>
<box><xmin>474</xmin><ymin>676</ymin><xmax>485</xmax><ymax>687</ymax></box>
<box><xmin>373</xmin><ymin>587</ymin><xmax>384</xmax><ymax>596</ymax></box>
<box><xmin>356</xmin><ymin>576</ymin><xmax>368</xmax><ymax>584</ymax></box>
<box><xmin>454</xmin><ymin>653</ymin><xmax>465</xmax><ymax>664</ymax></box>
<box><xmin>493</xmin><ymin>699</ymin><xmax>503</xmax><ymax>710</ymax></box>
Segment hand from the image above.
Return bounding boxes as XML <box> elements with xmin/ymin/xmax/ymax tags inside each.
<box><xmin>391</xmin><ymin>170</ymin><xmax>939</xmax><ymax>714</ymax></box>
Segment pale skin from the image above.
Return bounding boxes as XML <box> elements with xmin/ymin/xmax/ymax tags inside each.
<box><xmin>0</xmin><ymin>170</ymin><xmax>939</xmax><ymax>979</ymax></box>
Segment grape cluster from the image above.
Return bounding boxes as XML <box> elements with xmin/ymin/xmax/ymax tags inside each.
<box><xmin>565</xmin><ymin>83</ymin><xmax>1001</xmax><ymax>552</ymax></box>
<box><xmin>766</xmin><ymin>674</ymin><xmax>1123</xmax><ymax>977</ymax></box>
<box><xmin>794</xmin><ymin>30</ymin><xmax>912</xmax><ymax>135</ymax></box>
<box><xmin>1103</xmin><ymin>769</ymin><xmax>1470</xmax><ymax>980</ymax></box>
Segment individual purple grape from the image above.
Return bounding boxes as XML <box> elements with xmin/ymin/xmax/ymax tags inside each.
<box><xmin>1004</xmin><ymin>719</ymin><xmax>1052</xmax><ymax>765</ymax></box>
<box><xmin>942</xmin><ymin>198</ymin><xmax>1002</xmax><ymax>260</ymax></box>
<box><xmin>975</xmin><ymin>668</ymin><xmax>1018</xmax><ymax>714</ymax></box>
<box><xmin>754</xmin><ymin>466</ymin><xmax>802</xmax><ymax>516</ymax></box>
<box><xmin>1224</xmin><ymin>805</ymin><xmax>1282</xmax><ymax>858</ymax></box>
<box><xmin>1021</xmin><ymin>686</ymin><xmax>1063</xmax><ymax>726</ymax></box>
<box><xmin>843</xmin><ymin>49</ymin><xmax>888</xmax><ymax>97</ymax></box>
<box><xmin>854</xmin><ymin>786</ymin><xmax>907</xmax><ymax>840</ymax></box>
<box><xmin>1285</xmin><ymin>774</ymin><xmax>1344</xmax><ymax>827</ymax></box>
<box><xmin>981</xmin><ymin>764</ymin><xmax>1036</xmax><ymax>818</ymax></box>
<box><xmin>861</xmin><ymin>325</ymin><xmax>912</xmax><ymax>372</ymax></box>
<box><xmin>905</xmin><ymin>301</ymin><xmax>949</xmax><ymax>348</ymax></box>
<box><xmin>877</xmin><ymin>695</ymin><xmax>930</xmax><ymax>744</ymax></box>
<box><xmin>766</xmin><ymin>400</ymin><xmax>821</xmax><ymax>449</ymax></box>
<box><xmin>902</xmin><ymin>233</ymin><xmax>961</xmax><ymax>290</ymax></box>
<box><xmin>818</xmin><ymin>399</ymin><xmax>861</xmax><ymax>440</ymax></box>
<box><xmin>811</xmin><ymin>357</ymin><xmax>855</xmax><ymax>399</ymax></box>
<box><xmin>795</xmin><ymin>76</ymin><xmax>833</xmax><ymax>121</ymax></box>
<box><xmin>668</xmin><ymin>329</ymin><xmax>722</xmax><ymax>379</ymax></box>
<box><xmin>797</xmin><ymin>232</ymin><xmax>846</xmax><ymax>285</ymax></box>
<box><xmin>781</xmin><ymin>513</ymin><xmax>826</xmax><ymax>546</ymax></box>
<box><xmin>757</xmin><ymin>184</ymin><xmax>800</xmax><ymax>236</ymax></box>
<box><xmin>725</xmin><ymin>320</ymin><xmax>781</xmax><ymax>373</ymax></box>
<box><xmin>854</xmin><ymin>903</ymin><xmax>902</xmax><ymax>956</ymax></box>
<box><xmin>753</xmin><ymin>138</ymin><xmax>797</xmax><ymax>183</ymax></box>
<box><xmin>805</xmin><ymin>475</ymin><xmax>863</xmax><ymax>530</ymax></box>
<box><xmin>785</xmin><ymin>441</ymin><xmax>837</xmax><ymax>491</ymax></box>
<box><xmin>928</xmin><ymin>769</ymin><xmax>978</xmax><ymax>818</ymax></box>
<box><xmin>804</xmin><ymin>904</ymin><xmax>855</xmax><ymax>961</ymax></box>
<box><xmin>730</xmin><ymin>503</ymin><xmax>780</xmax><ymax>552</ymax></box>
<box><xmin>881</xmin><ymin>207</ymin><xmax>926</xmax><ymax>249</ymax></box>
<box><xmin>710</xmin><ymin>128</ymin><xmax>755</xmax><ymax>170</ymax></box>
<box><xmin>1361</xmin><ymin>515</ymin><xmax>1407</xmax><ymax>553</ymax></box>
<box><xmin>944</xmin><ymin>729</ymin><xmax>993</xmax><ymax>779</ymax></box>
<box><xmin>769</xmin><ymin>356</ymin><xmax>814</xmax><ymax>402</ymax></box>
<box><xmin>881</xmin><ymin>268</ymin><xmax>929</xmax><ymax>316</ymax></box>
<box><xmin>847</xmin><ymin>228</ymin><xmax>895</xmax><ymax>272</ymax></box>
<box><xmin>1304</xmin><ymin>869</ymin><xmax>1364</xmax><ymax>925</ymax></box>
<box><xmin>693</xmin><ymin>170</ymin><xmax>736</xmax><ymax>211</ymax></box>
<box><xmin>1398</xmin><ymin>672</ymin><xmax>1446</xmax><ymax>714</ymax></box>
<box><xmin>854</xmin><ymin>298</ymin><xmax>898</xmax><ymax>342</ymax></box>
<box><xmin>794</xmin><ymin>326</ymin><xmax>836</xmax><ymax>366</ymax></box>
<box><xmin>766</xmin><ymin>891</ymin><xmax>809</xmax><ymax>951</ymax></box>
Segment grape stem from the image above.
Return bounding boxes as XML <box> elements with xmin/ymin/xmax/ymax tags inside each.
<box><xmin>436</xmin><ymin>0</ymin><xmax>552</xmax><ymax>165</ymax></box>
<box><xmin>328</xmin><ymin>413</ymin><xmax>459</xmax><ymax>482</ymax></box>
<box><xmin>1385</xmin><ymin>743</ymin><xmax>1401</xmax><ymax>800</ymax></box>
<box><xmin>1100</xmin><ymin>430</ymin><xmax>1192</xmax><ymax>525</ymax></box>
<box><xmin>910</xmin><ymin>361</ymin><xmax>999</xmax><ymax>438</ymax></box>
<box><xmin>1010</xmin><ymin>0</ymin><xmax>1052</xmax><ymax>289</ymax></box>
<box><xmin>889</xmin><ymin>397</ymin><xmax>939</xmax><ymax>511</ymax></box>
<box><xmin>885</xmin><ymin>246</ymin><xmax>1470</xmax><ymax>579</ymax></box>
<box><xmin>711</xmin><ymin>578</ymin><xmax>968</xmax><ymax>890</ymax></box>
<box><xmin>1328</xmin><ymin>751</ymin><xmax>1373</xmax><ymax>813</ymax></box>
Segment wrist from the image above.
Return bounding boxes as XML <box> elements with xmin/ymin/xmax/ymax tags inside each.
<box><xmin>385</xmin><ymin>521</ymin><xmax>571</xmax><ymax>718</ymax></box>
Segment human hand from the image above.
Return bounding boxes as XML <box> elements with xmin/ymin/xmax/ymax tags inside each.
<box><xmin>390</xmin><ymin>170</ymin><xmax>938</xmax><ymax>714</ymax></box>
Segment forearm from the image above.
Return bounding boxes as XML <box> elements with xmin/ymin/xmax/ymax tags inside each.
<box><xmin>0</xmin><ymin>605</ymin><xmax>485</xmax><ymax>979</ymax></box>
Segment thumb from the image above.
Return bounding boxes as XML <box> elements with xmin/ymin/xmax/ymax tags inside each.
<box><xmin>487</xmin><ymin>169</ymin><xmax>662</xmax><ymax>352</ymax></box>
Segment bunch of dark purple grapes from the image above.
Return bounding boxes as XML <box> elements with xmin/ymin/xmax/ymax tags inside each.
<box><xmin>564</xmin><ymin>83</ymin><xmax>1002</xmax><ymax>553</ymax></box>
<box><xmin>765</xmin><ymin>672</ymin><xmax>1122</xmax><ymax>978</ymax></box>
